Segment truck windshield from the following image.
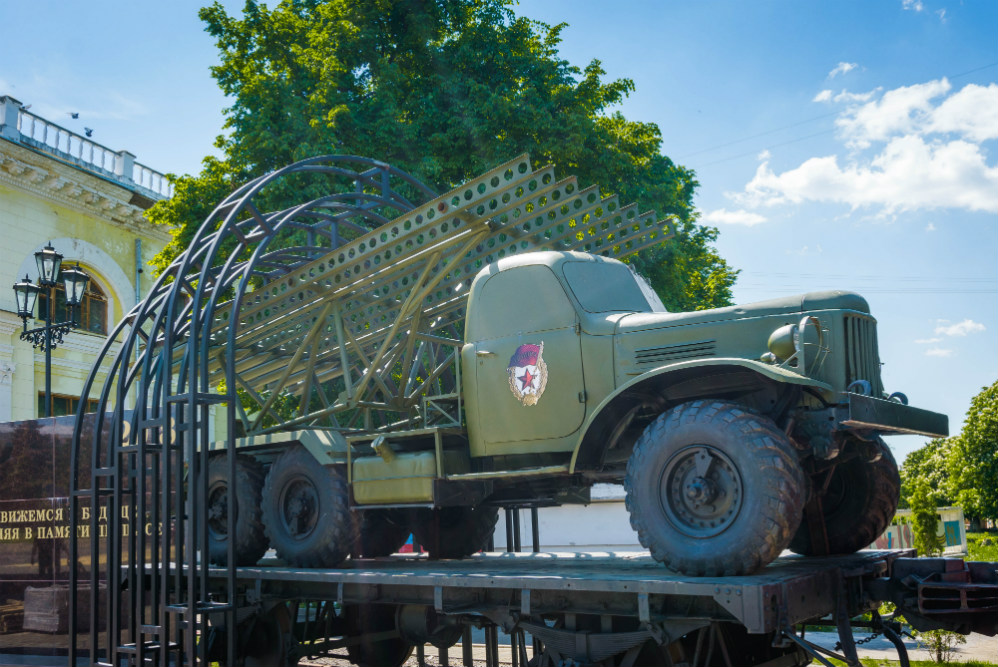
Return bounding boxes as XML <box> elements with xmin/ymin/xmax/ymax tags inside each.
<box><xmin>563</xmin><ymin>262</ymin><xmax>663</xmax><ymax>313</ymax></box>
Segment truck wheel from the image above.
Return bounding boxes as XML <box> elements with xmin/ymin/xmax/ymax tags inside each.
<box><xmin>262</xmin><ymin>445</ymin><xmax>357</xmax><ymax>567</ymax></box>
<box><xmin>343</xmin><ymin>604</ymin><xmax>413</xmax><ymax>667</ymax></box>
<box><xmin>206</xmin><ymin>453</ymin><xmax>268</xmax><ymax>566</ymax></box>
<box><xmin>354</xmin><ymin>509</ymin><xmax>411</xmax><ymax>557</ymax></box>
<box><xmin>625</xmin><ymin>400</ymin><xmax>806</xmax><ymax>576</ymax></box>
<box><xmin>789</xmin><ymin>439</ymin><xmax>900</xmax><ymax>555</ymax></box>
<box><xmin>411</xmin><ymin>506</ymin><xmax>499</xmax><ymax>559</ymax></box>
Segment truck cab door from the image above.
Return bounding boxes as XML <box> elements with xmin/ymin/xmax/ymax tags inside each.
<box><xmin>466</xmin><ymin>264</ymin><xmax>586</xmax><ymax>456</ymax></box>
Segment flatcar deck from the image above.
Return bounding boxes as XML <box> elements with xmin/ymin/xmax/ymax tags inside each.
<box><xmin>197</xmin><ymin>549</ymin><xmax>912</xmax><ymax>635</ymax></box>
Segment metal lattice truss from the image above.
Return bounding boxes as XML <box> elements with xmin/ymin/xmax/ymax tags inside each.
<box><xmin>211</xmin><ymin>155</ymin><xmax>672</xmax><ymax>435</ymax></box>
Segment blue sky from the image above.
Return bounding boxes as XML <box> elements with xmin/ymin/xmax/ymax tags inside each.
<box><xmin>2</xmin><ymin>0</ymin><xmax>995</xmax><ymax>463</ymax></box>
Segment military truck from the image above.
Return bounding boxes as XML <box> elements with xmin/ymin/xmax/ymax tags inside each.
<box><xmin>72</xmin><ymin>153</ymin><xmax>947</xmax><ymax>584</ymax></box>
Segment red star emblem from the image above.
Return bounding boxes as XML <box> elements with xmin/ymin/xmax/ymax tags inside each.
<box><xmin>518</xmin><ymin>367</ymin><xmax>536</xmax><ymax>390</ymax></box>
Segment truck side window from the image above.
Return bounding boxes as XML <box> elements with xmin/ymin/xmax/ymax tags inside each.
<box><xmin>563</xmin><ymin>262</ymin><xmax>656</xmax><ymax>313</ymax></box>
<box><xmin>470</xmin><ymin>265</ymin><xmax>576</xmax><ymax>339</ymax></box>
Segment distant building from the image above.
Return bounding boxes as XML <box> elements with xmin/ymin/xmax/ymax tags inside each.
<box><xmin>0</xmin><ymin>94</ymin><xmax>173</xmax><ymax>420</ymax></box>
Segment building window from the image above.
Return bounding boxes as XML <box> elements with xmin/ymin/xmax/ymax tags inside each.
<box><xmin>38</xmin><ymin>393</ymin><xmax>100</xmax><ymax>417</ymax></box>
<box><xmin>37</xmin><ymin>276</ymin><xmax>108</xmax><ymax>336</ymax></box>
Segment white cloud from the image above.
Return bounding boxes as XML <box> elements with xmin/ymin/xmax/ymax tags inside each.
<box><xmin>915</xmin><ymin>337</ymin><xmax>943</xmax><ymax>344</ymax></box>
<box><xmin>730</xmin><ymin>78</ymin><xmax>998</xmax><ymax>216</ymax></box>
<box><xmin>902</xmin><ymin>0</ymin><xmax>924</xmax><ymax>11</ymax></box>
<box><xmin>829</xmin><ymin>62</ymin><xmax>858</xmax><ymax>79</ymax></box>
<box><xmin>757</xmin><ymin>149</ymin><xmax>772</xmax><ymax>161</ymax></box>
<box><xmin>936</xmin><ymin>8</ymin><xmax>947</xmax><ymax>22</ymax></box>
<box><xmin>702</xmin><ymin>208</ymin><xmax>767</xmax><ymax>226</ymax></box>
<box><xmin>737</xmin><ymin>135</ymin><xmax>998</xmax><ymax>214</ymax></box>
<box><xmin>934</xmin><ymin>319</ymin><xmax>986</xmax><ymax>336</ymax></box>
<box><xmin>927</xmin><ymin>83</ymin><xmax>998</xmax><ymax>142</ymax></box>
<box><xmin>925</xmin><ymin>348</ymin><xmax>953</xmax><ymax>357</ymax></box>
<box><xmin>834</xmin><ymin>80</ymin><xmax>998</xmax><ymax>149</ymax></box>
<box><xmin>925</xmin><ymin>222</ymin><xmax>936</xmax><ymax>231</ymax></box>
<box><xmin>833</xmin><ymin>89</ymin><xmax>880</xmax><ymax>104</ymax></box>
<box><xmin>787</xmin><ymin>245</ymin><xmax>823</xmax><ymax>256</ymax></box>
<box><xmin>836</xmin><ymin>79</ymin><xmax>951</xmax><ymax>149</ymax></box>
<box><xmin>814</xmin><ymin>89</ymin><xmax>833</xmax><ymax>103</ymax></box>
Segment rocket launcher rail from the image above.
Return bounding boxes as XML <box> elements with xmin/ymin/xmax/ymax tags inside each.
<box><xmin>195</xmin><ymin>155</ymin><xmax>672</xmax><ymax>434</ymax></box>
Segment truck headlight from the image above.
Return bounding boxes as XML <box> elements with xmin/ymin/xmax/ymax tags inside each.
<box><xmin>767</xmin><ymin>324</ymin><xmax>798</xmax><ymax>362</ymax></box>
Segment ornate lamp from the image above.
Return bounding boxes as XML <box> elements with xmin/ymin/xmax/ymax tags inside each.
<box><xmin>11</xmin><ymin>244</ymin><xmax>92</xmax><ymax>417</ymax></box>
<box><xmin>61</xmin><ymin>263</ymin><xmax>90</xmax><ymax>312</ymax></box>
<box><xmin>35</xmin><ymin>242</ymin><xmax>64</xmax><ymax>287</ymax></box>
<box><xmin>12</xmin><ymin>274</ymin><xmax>40</xmax><ymax>321</ymax></box>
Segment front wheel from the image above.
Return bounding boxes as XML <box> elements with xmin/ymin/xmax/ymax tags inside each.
<box><xmin>625</xmin><ymin>400</ymin><xmax>806</xmax><ymax>576</ymax></box>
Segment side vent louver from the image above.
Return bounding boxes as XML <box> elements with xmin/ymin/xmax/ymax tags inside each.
<box><xmin>635</xmin><ymin>340</ymin><xmax>716</xmax><ymax>365</ymax></box>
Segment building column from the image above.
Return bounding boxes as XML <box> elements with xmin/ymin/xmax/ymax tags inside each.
<box><xmin>0</xmin><ymin>317</ymin><xmax>17</xmax><ymax>422</ymax></box>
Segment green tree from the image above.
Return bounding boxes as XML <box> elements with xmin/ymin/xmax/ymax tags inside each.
<box><xmin>945</xmin><ymin>380</ymin><xmax>998</xmax><ymax>527</ymax></box>
<box><xmin>148</xmin><ymin>0</ymin><xmax>737</xmax><ymax>311</ymax></box>
<box><xmin>899</xmin><ymin>437</ymin><xmax>953</xmax><ymax>509</ymax></box>
<box><xmin>910</xmin><ymin>478</ymin><xmax>944</xmax><ymax>557</ymax></box>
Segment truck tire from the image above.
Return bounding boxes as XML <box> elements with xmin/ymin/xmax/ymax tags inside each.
<box><xmin>343</xmin><ymin>604</ymin><xmax>413</xmax><ymax>667</ymax></box>
<box><xmin>411</xmin><ymin>506</ymin><xmax>499</xmax><ymax>559</ymax></box>
<box><xmin>262</xmin><ymin>445</ymin><xmax>357</xmax><ymax>567</ymax></box>
<box><xmin>789</xmin><ymin>439</ymin><xmax>900</xmax><ymax>556</ymax></box>
<box><xmin>354</xmin><ymin>509</ymin><xmax>411</xmax><ymax>557</ymax></box>
<box><xmin>625</xmin><ymin>400</ymin><xmax>806</xmax><ymax>576</ymax></box>
<box><xmin>206</xmin><ymin>453</ymin><xmax>268</xmax><ymax>566</ymax></box>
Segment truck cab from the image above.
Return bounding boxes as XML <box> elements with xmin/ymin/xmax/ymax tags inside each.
<box><xmin>461</xmin><ymin>250</ymin><xmax>947</xmax><ymax>575</ymax></box>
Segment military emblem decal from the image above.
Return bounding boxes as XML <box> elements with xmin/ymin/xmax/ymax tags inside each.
<box><xmin>507</xmin><ymin>343</ymin><xmax>548</xmax><ymax>406</ymax></box>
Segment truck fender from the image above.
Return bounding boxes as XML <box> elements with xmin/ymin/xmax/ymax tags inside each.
<box><xmin>229</xmin><ymin>429</ymin><xmax>350</xmax><ymax>466</ymax></box>
<box><xmin>569</xmin><ymin>358</ymin><xmax>832</xmax><ymax>473</ymax></box>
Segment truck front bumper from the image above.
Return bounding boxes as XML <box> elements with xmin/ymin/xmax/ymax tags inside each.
<box><xmin>840</xmin><ymin>393</ymin><xmax>949</xmax><ymax>439</ymax></box>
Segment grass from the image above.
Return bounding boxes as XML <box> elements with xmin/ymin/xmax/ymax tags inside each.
<box><xmin>966</xmin><ymin>531</ymin><xmax>998</xmax><ymax>561</ymax></box>
<box><xmin>844</xmin><ymin>660</ymin><xmax>998</xmax><ymax>667</ymax></box>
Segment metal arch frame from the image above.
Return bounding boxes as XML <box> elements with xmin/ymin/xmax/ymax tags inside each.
<box><xmin>69</xmin><ymin>155</ymin><xmax>436</xmax><ymax>667</ymax></box>
<box><xmin>69</xmin><ymin>152</ymin><xmax>676</xmax><ymax>667</ymax></box>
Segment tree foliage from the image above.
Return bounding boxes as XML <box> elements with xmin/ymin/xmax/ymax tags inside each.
<box><xmin>148</xmin><ymin>0</ymin><xmax>737</xmax><ymax>311</ymax></box>
<box><xmin>899</xmin><ymin>437</ymin><xmax>952</xmax><ymax>509</ymax></box>
<box><xmin>909</xmin><ymin>478</ymin><xmax>944</xmax><ymax>557</ymax></box>
<box><xmin>900</xmin><ymin>380</ymin><xmax>998</xmax><ymax>525</ymax></box>
<box><xmin>945</xmin><ymin>380</ymin><xmax>998</xmax><ymax>523</ymax></box>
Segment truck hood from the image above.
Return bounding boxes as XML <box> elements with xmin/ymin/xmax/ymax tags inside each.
<box><xmin>616</xmin><ymin>290</ymin><xmax>870</xmax><ymax>334</ymax></box>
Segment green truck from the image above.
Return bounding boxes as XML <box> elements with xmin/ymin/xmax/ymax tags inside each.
<box><xmin>75</xmin><ymin>154</ymin><xmax>948</xmax><ymax>586</ymax></box>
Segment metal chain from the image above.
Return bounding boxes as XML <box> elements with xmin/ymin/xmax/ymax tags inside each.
<box><xmin>835</xmin><ymin>631</ymin><xmax>881</xmax><ymax>651</ymax></box>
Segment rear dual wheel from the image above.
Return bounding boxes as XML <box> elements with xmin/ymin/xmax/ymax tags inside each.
<box><xmin>206</xmin><ymin>453</ymin><xmax>268</xmax><ymax>566</ymax></box>
<box><xmin>262</xmin><ymin>445</ymin><xmax>358</xmax><ymax>567</ymax></box>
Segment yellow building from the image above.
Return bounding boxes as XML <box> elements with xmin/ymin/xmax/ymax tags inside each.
<box><xmin>0</xmin><ymin>94</ymin><xmax>172</xmax><ymax>420</ymax></box>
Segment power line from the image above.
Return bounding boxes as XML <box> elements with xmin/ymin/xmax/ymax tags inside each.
<box><xmin>676</xmin><ymin>111</ymin><xmax>840</xmax><ymax>159</ymax></box>
<box><xmin>698</xmin><ymin>129</ymin><xmax>837</xmax><ymax>167</ymax></box>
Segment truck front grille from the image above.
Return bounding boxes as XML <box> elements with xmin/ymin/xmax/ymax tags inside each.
<box><xmin>635</xmin><ymin>340</ymin><xmax>716</xmax><ymax>365</ymax></box>
<box><xmin>844</xmin><ymin>316</ymin><xmax>883</xmax><ymax>397</ymax></box>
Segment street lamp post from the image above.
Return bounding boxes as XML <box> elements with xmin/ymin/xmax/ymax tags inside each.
<box><xmin>12</xmin><ymin>242</ymin><xmax>91</xmax><ymax>418</ymax></box>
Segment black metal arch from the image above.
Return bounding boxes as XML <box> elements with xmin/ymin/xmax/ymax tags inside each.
<box><xmin>69</xmin><ymin>155</ymin><xmax>437</xmax><ymax>666</ymax></box>
<box><xmin>68</xmin><ymin>152</ymin><xmax>675</xmax><ymax>666</ymax></box>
